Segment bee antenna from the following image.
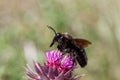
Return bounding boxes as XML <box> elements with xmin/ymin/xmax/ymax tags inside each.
<box><xmin>47</xmin><ymin>25</ymin><xmax>57</xmax><ymax>35</ymax></box>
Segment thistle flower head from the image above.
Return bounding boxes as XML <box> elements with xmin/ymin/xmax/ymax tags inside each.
<box><xmin>26</xmin><ymin>49</ymin><xmax>83</xmax><ymax>80</ymax></box>
<box><xmin>46</xmin><ymin>50</ymin><xmax>76</xmax><ymax>72</ymax></box>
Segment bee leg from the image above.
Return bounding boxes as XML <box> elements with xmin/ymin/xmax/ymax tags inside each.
<box><xmin>61</xmin><ymin>48</ymin><xmax>71</xmax><ymax>56</ymax></box>
<box><xmin>62</xmin><ymin>49</ymin><xmax>67</xmax><ymax>55</ymax></box>
<box><xmin>71</xmin><ymin>53</ymin><xmax>77</xmax><ymax>65</ymax></box>
<box><xmin>56</xmin><ymin>49</ymin><xmax>70</xmax><ymax>61</ymax></box>
<box><xmin>57</xmin><ymin>45</ymin><xmax>63</xmax><ymax>52</ymax></box>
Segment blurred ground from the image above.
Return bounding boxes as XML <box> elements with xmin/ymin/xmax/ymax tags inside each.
<box><xmin>0</xmin><ymin>0</ymin><xmax>120</xmax><ymax>80</ymax></box>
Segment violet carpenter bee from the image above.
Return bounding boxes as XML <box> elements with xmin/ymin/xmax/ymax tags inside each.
<box><xmin>47</xmin><ymin>26</ymin><xmax>91</xmax><ymax>67</ymax></box>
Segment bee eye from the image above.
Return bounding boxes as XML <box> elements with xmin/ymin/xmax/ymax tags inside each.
<box><xmin>56</xmin><ymin>33</ymin><xmax>61</xmax><ymax>38</ymax></box>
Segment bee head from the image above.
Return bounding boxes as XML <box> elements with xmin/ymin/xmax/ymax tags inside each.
<box><xmin>54</xmin><ymin>33</ymin><xmax>62</xmax><ymax>41</ymax></box>
<box><xmin>47</xmin><ymin>26</ymin><xmax>62</xmax><ymax>47</ymax></box>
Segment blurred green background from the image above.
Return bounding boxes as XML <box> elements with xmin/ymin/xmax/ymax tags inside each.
<box><xmin>0</xmin><ymin>0</ymin><xmax>120</xmax><ymax>80</ymax></box>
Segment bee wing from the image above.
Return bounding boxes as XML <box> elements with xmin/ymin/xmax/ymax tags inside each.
<box><xmin>72</xmin><ymin>38</ymin><xmax>91</xmax><ymax>48</ymax></box>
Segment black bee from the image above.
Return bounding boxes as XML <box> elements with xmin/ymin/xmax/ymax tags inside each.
<box><xmin>48</xmin><ymin>26</ymin><xmax>91</xmax><ymax>67</ymax></box>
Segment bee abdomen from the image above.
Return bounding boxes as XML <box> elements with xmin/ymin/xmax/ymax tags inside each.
<box><xmin>76</xmin><ymin>48</ymin><xmax>87</xmax><ymax>67</ymax></box>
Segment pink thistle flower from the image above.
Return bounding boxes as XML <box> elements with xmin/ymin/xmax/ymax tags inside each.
<box><xmin>46</xmin><ymin>50</ymin><xmax>76</xmax><ymax>72</ymax></box>
<box><xmin>26</xmin><ymin>49</ymin><xmax>84</xmax><ymax>80</ymax></box>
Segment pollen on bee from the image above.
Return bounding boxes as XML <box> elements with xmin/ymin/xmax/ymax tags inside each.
<box><xmin>64</xmin><ymin>32</ymin><xmax>68</xmax><ymax>35</ymax></box>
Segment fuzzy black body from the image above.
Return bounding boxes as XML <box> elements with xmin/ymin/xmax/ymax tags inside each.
<box><xmin>48</xmin><ymin>26</ymin><xmax>91</xmax><ymax>68</ymax></box>
<box><xmin>55</xmin><ymin>34</ymin><xmax>88</xmax><ymax>67</ymax></box>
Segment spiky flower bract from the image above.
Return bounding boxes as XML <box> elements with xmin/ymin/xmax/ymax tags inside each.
<box><xmin>26</xmin><ymin>49</ymin><xmax>83</xmax><ymax>80</ymax></box>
